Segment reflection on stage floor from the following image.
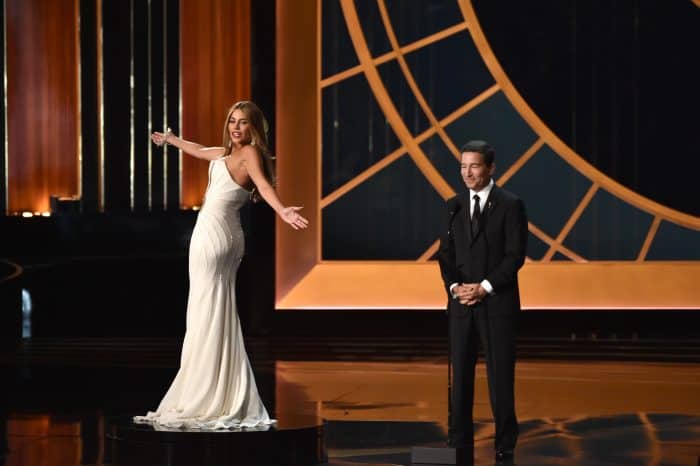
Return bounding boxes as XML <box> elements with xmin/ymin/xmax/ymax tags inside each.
<box><xmin>2</xmin><ymin>343</ymin><xmax>700</xmax><ymax>465</ymax></box>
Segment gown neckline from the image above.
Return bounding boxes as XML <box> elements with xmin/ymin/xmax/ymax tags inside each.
<box><xmin>217</xmin><ymin>156</ymin><xmax>252</xmax><ymax>193</ymax></box>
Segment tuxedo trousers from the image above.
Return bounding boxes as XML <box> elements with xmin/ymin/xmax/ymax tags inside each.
<box><xmin>448</xmin><ymin>302</ymin><xmax>518</xmax><ymax>450</ymax></box>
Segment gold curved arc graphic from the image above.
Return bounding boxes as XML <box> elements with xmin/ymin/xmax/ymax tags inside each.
<box><xmin>542</xmin><ymin>184</ymin><xmax>599</xmax><ymax>262</ymax></box>
<box><xmin>321</xmin><ymin>84</ymin><xmax>500</xmax><ymax>209</ymax></box>
<box><xmin>638</xmin><ymin>412</ymin><xmax>664</xmax><ymax>466</ymax></box>
<box><xmin>637</xmin><ymin>216</ymin><xmax>662</xmax><ymax>261</ymax></box>
<box><xmin>441</xmin><ymin>83</ymin><xmax>500</xmax><ymax>127</ymax></box>
<box><xmin>418</xmin><ymin>239</ymin><xmax>440</xmax><ymax>261</ymax></box>
<box><xmin>528</xmin><ymin>222</ymin><xmax>587</xmax><ymax>262</ymax></box>
<box><xmin>339</xmin><ymin>0</ymin><xmax>454</xmax><ymax>200</ymax></box>
<box><xmin>375</xmin><ymin>0</ymin><xmax>462</xmax><ymax>158</ymax></box>
<box><xmin>320</xmin><ymin>22</ymin><xmax>468</xmax><ymax>89</ymax></box>
<box><xmin>400</xmin><ymin>22</ymin><xmax>469</xmax><ymax>56</ymax></box>
<box><xmin>458</xmin><ymin>0</ymin><xmax>700</xmax><ymax>231</ymax></box>
<box><xmin>320</xmin><ymin>147</ymin><xmax>407</xmax><ymax>209</ymax></box>
<box><xmin>496</xmin><ymin>138</ymin><xmax>544</xmax><ymax>186</ymax></box>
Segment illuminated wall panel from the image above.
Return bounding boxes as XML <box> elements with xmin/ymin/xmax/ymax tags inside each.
<box><xmin>5</xmin><ymin>0</ymin><xmax>80</xmax><ymax>213</ymax></box>
<box><xmin>275</xmin><ymin>0</ymin><xmax>700</xmax><ymax>310</ymax></box>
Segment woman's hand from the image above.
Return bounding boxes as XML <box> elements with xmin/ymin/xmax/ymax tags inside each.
<box><xmin>280</xmin><ymin>207</ymin><xmax>309</xmax><ymax>230</ymax></box>
<box><xmin>151</xmin><ymin>128</ymin><xmax>174</xmax><ymax>147</ymax></box>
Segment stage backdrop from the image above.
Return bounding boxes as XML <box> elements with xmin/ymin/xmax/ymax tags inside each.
<box><xmin>0</xmin><ymin>0</ymin><xmax>250</xmax><ymax>214</ymax></box>
<box><xmin>275</xmin><ymin>0</ymin><xmax>700</xmax><ymax>310</ymax></box>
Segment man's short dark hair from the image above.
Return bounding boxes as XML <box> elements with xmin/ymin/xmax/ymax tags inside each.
<box><xmin>460</xmin><ymin>140</ymin><xmax>495</xmax><ymax>166</ymax></box>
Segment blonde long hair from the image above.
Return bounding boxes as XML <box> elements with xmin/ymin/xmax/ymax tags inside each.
<box><xmin>222</xmin><ymin>101</ymin><xmax>275</xmax><ymax>202</ymax></box>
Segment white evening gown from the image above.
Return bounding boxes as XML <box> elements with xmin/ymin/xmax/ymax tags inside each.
<box><xmin>134</xmin><ymin>157</ymin><xmax>275</xmax><ymax>429</ymax></box>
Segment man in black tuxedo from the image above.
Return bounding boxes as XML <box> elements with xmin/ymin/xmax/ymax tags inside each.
<box><xmin>438</xmin><ymin>140</ymin><xmax>527</xmax><ymax>461</ymax></box>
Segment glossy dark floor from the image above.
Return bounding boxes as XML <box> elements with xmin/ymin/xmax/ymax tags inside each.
<box><xmin>2</xmin><ymin>339</ymin><xmax>699</xmax><ymax>466</ymax></box>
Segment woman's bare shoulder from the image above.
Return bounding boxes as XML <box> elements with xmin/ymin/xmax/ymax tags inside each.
<box><xmin>238</xmin><ymin>144</ymin><xmax>262</xmax><ymax>161</ymax></box>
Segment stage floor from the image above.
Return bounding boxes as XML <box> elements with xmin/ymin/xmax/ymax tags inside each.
<box><xmin>2</xmin><ymin>341</ymin><xmax>699</xmax><ymax>465</ymax></box>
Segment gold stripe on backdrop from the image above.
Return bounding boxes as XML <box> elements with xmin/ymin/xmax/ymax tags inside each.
<box><xmin>178</xmin><ymin>1</ymin><xmax>183</xmax><ymax>209</ymax></box>
<box><xmin>528</xmin><ymin>222</ymin><xmax>586</xmax><ymax>262</ymax></box>
<box><xmin>496</xmin><ymin>138</ymin><xmax>544</xmax><ymax>187</ymax></box>
<box><xmin>637</xmin><ymin>216</ymin><xmax>662</xmax><ymax>262</ymax></box>
<box><xmin>76</xmin><ymin>0</ymin><xmax>83</xmax><ymax>200</ymax></box>
<box><xmin>418</xmin><ymin>240</ymin><xmax>439</xmax><ymax>262</ymax></box>
<box><xmin>320</xmin><ymin>147</ymin><xmax>407</xmax><ymax>209</ymax></box>
<box><xmin>162</xmin><ymin>0</ymin><xmax>168</xmax><ymax>209</ymax></box>
<box><xmin>542</xmin><ymin>184</ymin><xmax>599</xmax><ymax>262</ymax></box>
<box><xmin>320</xmin><ymin>22</ymin><xmax>469</xmax><ymax>89</ymax></box>
<box><xmin>3</xmin><ymin>0</ymin><xmax>8</xmax><ymax>214</ymax></box>
<box><xmin>147</xmin><ymin>0</ymin><xmax>153</xmax><ymax>210</ymax></box>
<box><xmin>129</xmin><ymin>0</ymin><xmax>135</xmax><ymax>210</ymax></box>
<box><xmin>315</xmin><ymin>0</ymin><xmax>322</xmax><ymax>261</ymax></box>
<box><xmin>97</xmin><ymin>0</ymin><xmax>105</xmax><ymax>211</ymax></box>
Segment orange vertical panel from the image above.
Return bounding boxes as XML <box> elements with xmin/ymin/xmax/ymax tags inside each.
<box><xmin>275</xmin><ymin>0</ymin><xmax>319</xmax><ymax>303</ymax></box>
<box><xmin>180</xmin><ymin>0</ymin><xmax>251</xmax><ymax>207</ymax></box>
<box><xmin>6</xmin><ymin>0</ymin><xmax>80</xmax><ymax>213</ymax></box>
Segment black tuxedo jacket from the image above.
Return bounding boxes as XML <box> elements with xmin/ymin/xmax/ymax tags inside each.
<box><xmin>438</xmin><ymin>185</ymin><xmax>527</xmax><ymax>316</ymax></box>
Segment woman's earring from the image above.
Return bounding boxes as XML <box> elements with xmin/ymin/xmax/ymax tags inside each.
<box><xmin>251</xmin><ymin>138</ymin><xmax>257</xmax><ymax>146</ymax></box>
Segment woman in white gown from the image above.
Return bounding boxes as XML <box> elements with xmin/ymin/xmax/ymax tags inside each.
<box><xmin>134</xmin><ymin>101</ymin><xmax>308</xmax><ymax>429</ymax></box>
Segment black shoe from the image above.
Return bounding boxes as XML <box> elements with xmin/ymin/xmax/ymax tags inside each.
<box><xmin>495</xmin><ymin>448</ymin><xmax>514</xmax><ymax>463</ymax></box>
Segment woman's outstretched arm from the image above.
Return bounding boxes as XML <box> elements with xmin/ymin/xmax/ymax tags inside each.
<box><xmin>241</xmin><ymin>145</ymin><xmax>309</xmax><ymax>230</ymax></box>
<box><xmin>152</xmin><ymin>129</ymin><xmax>225</xmax><ymax>161</ymax></box>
